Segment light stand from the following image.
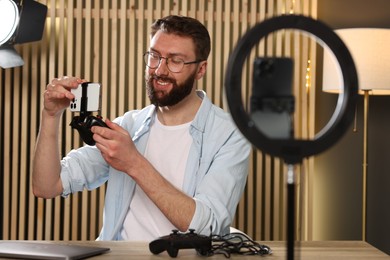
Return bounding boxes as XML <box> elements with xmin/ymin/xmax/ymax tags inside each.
<box><xmin>225</xmin><ymin>15</ymin><xmax>358</xmax><ymax>260</ymax></box>
<box><xmin>286</xmin><ymin>164</ymin><xmax>296</xmax><ymax>260</ymax></box>
<box><xmin>362</xmin><ymin>90</ymin><xmax>369</xmax><ymax>241</ymax></box>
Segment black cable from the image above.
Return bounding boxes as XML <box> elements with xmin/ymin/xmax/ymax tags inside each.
<box><xmin>205</xmin><ymin>232</ymin><xmax>272</xmax><ymax>258</ymax></box>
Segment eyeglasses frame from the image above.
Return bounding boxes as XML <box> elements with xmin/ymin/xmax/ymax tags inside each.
<box><xmin>143</xmin><ymin>51</ymin><xmax>204</xmax><ymax>73</ymax></box>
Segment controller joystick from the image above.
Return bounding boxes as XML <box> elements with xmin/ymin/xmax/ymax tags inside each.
<box><xmin>149</xmin><ymin>229</ymin><xmax>212</xmax><ymax>257</ymax></box>
<box><xmin>70</xmin><ymin>115</ymin><xmax>108</xmax><ymax>145</ymax></box>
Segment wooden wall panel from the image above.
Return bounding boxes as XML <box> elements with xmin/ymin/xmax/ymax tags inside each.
<box><xmin>0</xmin><ymin>0</ymin><xmax>317</xmax><ymax>241</ymax></box>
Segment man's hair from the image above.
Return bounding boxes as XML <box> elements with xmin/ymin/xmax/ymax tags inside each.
<box><xmin>150</xmin><ymin>15</ymin><xmax>211</xmax><ymax>61</ymax></box>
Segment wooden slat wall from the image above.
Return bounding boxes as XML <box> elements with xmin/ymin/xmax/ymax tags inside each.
<box><xmin>0</xmin><ymin>0</ymin><xmax>317</xmax><ymax>241</ymax></box>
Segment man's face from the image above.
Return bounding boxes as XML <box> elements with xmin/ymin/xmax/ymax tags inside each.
<box><xmin>145</xmin><ymin>31</ymin><xmax>201</xmax><ymax>107</ymax></box>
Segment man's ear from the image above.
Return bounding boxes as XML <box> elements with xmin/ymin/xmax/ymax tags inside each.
<box><xmin>195</xmin><ymin>61</ymin><xmax>208</xmax><ymax>80</ymax></box>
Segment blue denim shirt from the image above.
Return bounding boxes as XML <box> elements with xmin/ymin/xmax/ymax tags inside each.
<box><xmin>60</xmin><ymin>91</ymin><xmax>251</xmax><ymax>240</ymax></box>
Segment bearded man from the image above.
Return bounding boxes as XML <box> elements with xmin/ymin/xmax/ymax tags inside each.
<box><xmin>32</xmin><ymin>15</ymin><xmax>250</xmax><ymax>241</ymax></box>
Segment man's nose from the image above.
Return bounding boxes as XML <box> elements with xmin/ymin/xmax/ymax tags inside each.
<box><xmin>155</xmin><ymin>57</ymin><xmax>169</xmax><ymax>76</ymax></box>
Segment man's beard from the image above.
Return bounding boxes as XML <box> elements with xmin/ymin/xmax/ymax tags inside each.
<box><xmin>145</xmin><ymin>71</ymin><xmax>196</xmax><ymax>107</ymax></box>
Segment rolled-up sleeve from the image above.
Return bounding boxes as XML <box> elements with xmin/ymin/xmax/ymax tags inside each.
<box><xmin>188</xmin><ymin>125</ymin><xmax>251</xmax><ymax>236</ymax></box>
<box><xmin>60</xmin><ymin>146</ymin><xmax>110</xmax><ymax>197</ymax></box>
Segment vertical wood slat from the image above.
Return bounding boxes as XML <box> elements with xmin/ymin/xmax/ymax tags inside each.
<box><xmin>127</xmin><ymin>0</ymin><xmax>136</xmax><ymax>112</ymax></box>
<box><xmin>1</xmin><ymin>0</ymin><xmax>316</xmax><ymax>242</ymax></box>
<box><xmin>205</xmin><ymin>0</ymin><xmax>214</xmax><ymax>100</ymax></box>
<box><xmin>214</xmin><ymin>0</ymin><xmax>222</xmax><ymax>107</ymax></box>
<box><xmin>118</xmin><ymin>0</ymin><xmax>127</xmax><ymax>116</ymax></box>
<box><xmin>221</xmin><ymin>0</ymin><xmax>232</xmax><ymax>112</ymax></box>
<box><xmin>3</xmin><ymin>69</ymin><xmax>11</xmax><ymax>240</ymax></box>
<box><xmin>136</xmin><ymin>1</ymin><xmax>145</xmax><ymax>109</ymax></box>
<box><xmin>110</xmin><ymin>1</ymin><xmax>118</xmax><ymax>119</ymax></box>
<box><xmin>305</xmin><ymin>0</ymin><xmax>317</xmax><ymax>242</ymax></box>
<box><xmin>101</xmin><ymin>0</ymin><xmax>110</xmax><ymax>120</ymax></box>
<box><xmin>18</xmin><ymin>43</ymin><xmax>29</xmax><ymax>240</ymax></box>
<box><xmin>10</xmin><ymin>65</ymin><xmax>20</xmax><ymax>241</ymax></box>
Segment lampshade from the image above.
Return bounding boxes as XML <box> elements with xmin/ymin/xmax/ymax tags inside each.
<box><xmin>323</xmin><ymin>28</ymin><xmax>390</xmax><ymax>95</ymax></box>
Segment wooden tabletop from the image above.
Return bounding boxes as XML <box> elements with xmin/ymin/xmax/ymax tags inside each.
<box><xmin>4</xmin><ymin>240</ymin><xmax>385</xmax><ymax>259</ymax></box>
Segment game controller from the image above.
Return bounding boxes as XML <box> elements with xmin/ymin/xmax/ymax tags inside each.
<box><xmin>149</xmin><ymin>229</ymin><xmax>212</xmax><ymax>257</ymax></box>
<box><xmin>70</xmin><ymin>114</ymin><xmax>108</xmax><ymax>145</ymax></box>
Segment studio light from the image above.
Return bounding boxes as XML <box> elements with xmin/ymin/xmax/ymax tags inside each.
<box><xmin>0</xmin><ymin>0</ymin><xmax>47</xmax><ymax>69</ymax></box>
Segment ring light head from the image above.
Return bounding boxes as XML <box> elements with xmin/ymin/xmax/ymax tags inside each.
<box><xmin>224</xmin><ymin>15</ymin><xmax>358</xmax><ymax>164</ymax></box>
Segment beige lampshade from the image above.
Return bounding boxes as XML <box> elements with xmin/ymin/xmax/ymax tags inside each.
<box><xmin>323</xmin><ymin>28</ymin><xmax>390</xmax><ymax>95</ymax></box>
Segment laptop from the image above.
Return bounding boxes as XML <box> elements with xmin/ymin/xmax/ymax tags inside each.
<box><xmin>0</xmin><ymin>241</ymin><xmax>110</xmax><ymax>260</ymax></box>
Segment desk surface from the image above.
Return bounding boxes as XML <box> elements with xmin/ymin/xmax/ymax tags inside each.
<box><xmin>0</xmin><ymin>240</ymin><xmax>389</xmax><ymax>259</ymax></box>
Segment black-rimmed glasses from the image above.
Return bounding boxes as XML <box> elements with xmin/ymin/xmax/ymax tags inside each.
<box><xmin>144</xmin><ymin>51</ymin><xmax>203</xmax><ymax>73</ymax></box>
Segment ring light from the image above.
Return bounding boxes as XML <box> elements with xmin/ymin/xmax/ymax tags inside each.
<box><xmin>225</xmin><ymin>15</ymin><xmax>358</xmax><ymax>164</ymax></box>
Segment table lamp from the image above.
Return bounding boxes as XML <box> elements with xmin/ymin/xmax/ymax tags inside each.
<box><xmin>322</xmin><ymin>28</ymin><xmax>390</xmax><ymax>241</ymax></box>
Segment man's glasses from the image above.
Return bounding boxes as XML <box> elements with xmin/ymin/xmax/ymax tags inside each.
<box><xmin>144</xmin><ymin>51</ymin><xmax>203</xmax><ymax>73</ymax></box>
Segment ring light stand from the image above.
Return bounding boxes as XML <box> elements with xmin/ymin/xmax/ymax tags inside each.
<box><xmin>225</xmin><ymin>15</ymin><xmax>358</xmax><ymax>260</ymax></box>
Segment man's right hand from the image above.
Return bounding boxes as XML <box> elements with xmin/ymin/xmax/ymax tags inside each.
<box><xmin>44</xmin><ymin>76</ymin><xmax>83</xmax><ymax>117</ymax></box>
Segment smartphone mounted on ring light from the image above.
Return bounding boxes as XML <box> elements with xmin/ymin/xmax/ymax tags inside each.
<box><xmin>250</xmin><ymin>57</ymin><xmax>295</xmax><ymax>139</ymax></box>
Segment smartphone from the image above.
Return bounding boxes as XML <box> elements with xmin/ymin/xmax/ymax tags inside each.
<box><xmin>70</xmin><ymin>82</ymin><xmax>101</xmax><ymax>112</ymax></box>
<box><xmin>250</xmin><ymin>57</ymin><xmax>294</xmax><ymax>113</ymax></box>
<box><xmin>250</xmin><ymin>57</ymin><xmax>294</xmax><ymax>139</ymax></box>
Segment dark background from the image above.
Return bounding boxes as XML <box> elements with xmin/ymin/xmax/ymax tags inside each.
<box><xmin>315</xmin><ymin>0</ymin><xmax>390</xmax><ymax>254</ymax></box>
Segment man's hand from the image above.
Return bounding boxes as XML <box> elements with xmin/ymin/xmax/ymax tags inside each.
<box><xmin>44</xmin><ymin>76</ymin><xmax>83</xmax><ymax>117</ymax></box>
<box><xmin>91</xmin><ymin>119</ymin><xmax>143</xmax><ymax>175</ymax></box>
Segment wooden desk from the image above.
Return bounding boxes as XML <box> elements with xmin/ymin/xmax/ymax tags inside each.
<box><xmin>2</xmin><ymin>240</ymin><xmax>386</xmax><ymax>259</ymax></box>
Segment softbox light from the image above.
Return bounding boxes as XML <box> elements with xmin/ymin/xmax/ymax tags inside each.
<box><xmin>0</xmin><ymin>0</ymin><xmax>47</xmax><ymax>69</ymax></box>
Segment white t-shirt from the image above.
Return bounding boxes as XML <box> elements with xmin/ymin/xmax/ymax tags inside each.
<box><xmin>120</xmin><ymin>115</ymin><xmax>192</xmax><ymax>241</ymax></box>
